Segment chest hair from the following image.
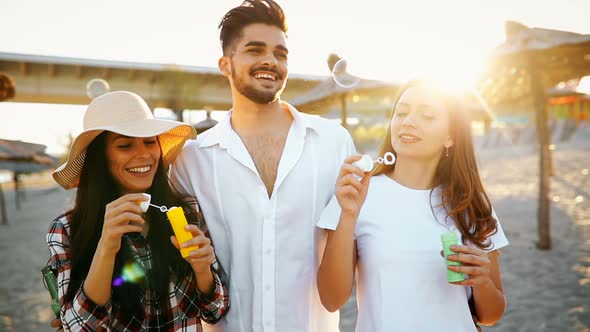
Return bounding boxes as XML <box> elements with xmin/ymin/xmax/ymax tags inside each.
<box><xmin>242</xmin><ymin>133</ymin><xmax>287</xmax><ymax>197</ymax></box>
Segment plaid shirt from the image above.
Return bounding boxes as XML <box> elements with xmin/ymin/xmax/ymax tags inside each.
<box><xmin>46</xmin><ymin>202</ymin><xmax>229</xmax><ymax>331</ymax></box>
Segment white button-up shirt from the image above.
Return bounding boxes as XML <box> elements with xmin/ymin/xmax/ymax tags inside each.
<box><xmin>170</xmin><ymin>102</ymin><xmax>355</xmax><ymax>332</ymax></box>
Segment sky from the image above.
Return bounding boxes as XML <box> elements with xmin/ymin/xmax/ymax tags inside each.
<box><xmin>1</xmin><ymin>0</ymin><xmax>590</xmax><ymax>155</ymax></box>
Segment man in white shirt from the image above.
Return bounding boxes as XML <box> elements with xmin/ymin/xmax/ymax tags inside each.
<box><xmin>169</xmin><ymin>1</ymin><xmax>355</xmax><ymax>331</ymax></box>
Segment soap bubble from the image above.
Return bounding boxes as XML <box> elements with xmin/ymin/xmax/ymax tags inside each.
<box><xmin>331</xmin><ymin>58</ymin><xmax>361</xmax><ymax>89</ymax></box>
<box><xmin>86</xmin><ymin>78</ymin><xmax>111</xmax><ymax>99</ymax></box>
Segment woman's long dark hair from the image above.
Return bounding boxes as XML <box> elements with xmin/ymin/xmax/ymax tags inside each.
<box><xmin>64</xmin><ymin>132</ymin><xmax>193</xmax><ymax>320</ymax></box>
<box><xmin>373</xmin><ymin>81</ymin><xmax>498</xmax><ymax>249</ymax></box>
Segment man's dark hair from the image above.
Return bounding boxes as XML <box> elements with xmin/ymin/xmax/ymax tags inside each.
<box><xmin>219</xmin><ymin>0</ymin><xmax>288</xmax><ymax>56</ymax></box>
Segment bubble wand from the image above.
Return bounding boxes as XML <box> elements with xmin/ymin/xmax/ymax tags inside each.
<box><xmin>138</xmin><ymin>194</ymin><xmax>198</xmax><ymax>258</ymax></box>
<box><xmin>352</xmin><ymin>152</ymin><xmax>396</xmax><ymax>172</ymax></box>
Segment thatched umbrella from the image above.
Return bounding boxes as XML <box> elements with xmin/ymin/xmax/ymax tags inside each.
<box><xmin>478</xmin><ymin>21</ymin><xmax>590</xmax><ymax>249</ymax></box>
<box><xmin>0</xmin><ymin>72</ymin><xmax>15</xmax><ymax>101</ymax></box>
<box><xmin>292</xmin><ymin>55</ymin><xmax>492</xmax><ymax>134</ymax></box>
<box><xmin>0</xmin><ymin>140</ymin><xmax>55</xmax><ymax>212</ymax></box>
<box><xmin>193</xmin><ymin>111</ymin><xmax>218</xmax><ymax>134</ymax></box>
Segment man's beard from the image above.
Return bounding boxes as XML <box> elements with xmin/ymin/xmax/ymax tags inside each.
<box><xmin>231</xmin><ymin>64</ymin><xmax>285</xmax><ymax>104</ymax></box>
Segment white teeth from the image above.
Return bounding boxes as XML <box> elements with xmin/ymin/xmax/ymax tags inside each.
<box><xmin>400</xmin><ymin>135</ymin><xmax>419</xmax><ymax>141</ymax></box>
<box><xmin>128</xmin><ymin>166</ymin><xmax>151</xmax><ymax>173</ymax></box>
<box><xmin>254</xmin><ymin>73</ymin><xmax>276</xmax><ymax>80</ymax></box>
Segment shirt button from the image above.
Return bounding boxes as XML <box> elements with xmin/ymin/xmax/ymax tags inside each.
<box><xmin>265</xmin><ymin>249</ymin><xmax>271</xmax><ymax>255</ymax></box>
<box><xmin>265</xmin><ymin>285</ymin><xmax>271</xmax><ymax>291</ymax></box>
<box><xmin>265</xmin><ymin>321</ymin><xmax>271</xmax><ymax>327</ymax></box>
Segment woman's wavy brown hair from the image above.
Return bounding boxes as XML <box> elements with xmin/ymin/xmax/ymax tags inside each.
<box><xmin>373</xmin><ymin>80</ymin><xmax>498</xmax><ymax>249</ymax></box>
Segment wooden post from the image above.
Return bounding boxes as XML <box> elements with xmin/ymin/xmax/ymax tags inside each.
<box><xmin>173</xmin><ymin>109</ymin><xmax>184</xmax><ymax>123</ymax></box>
<box><xmin>0</xmin><ymin>183</ymin><xmax>6</xmax><ymax>225</ymax></box>
<box><xmin>340</xmin><ymin>94</ymin><xmax>349</xmax><ymax>131</ymax></box>
<box><xmin>13</xmin><ymin>172</ymin><xmax>21</xmax><ymax>211</ymax></box>
<box><xmin>529</xmin><ymin>56</ymin><xmax>552</xmax><ymax>250</ymax></box>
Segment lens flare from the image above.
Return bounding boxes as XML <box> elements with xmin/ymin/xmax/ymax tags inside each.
<box><xmin>112</xmin><ymin>261</ymin><xmax>145</xmax><ymax>287</ymax></box>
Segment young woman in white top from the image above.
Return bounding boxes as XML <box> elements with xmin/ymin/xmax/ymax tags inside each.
<box><xmin>316</xmin><ymin>81</ymin><xmax>508</xmax><ymax>331</ymax></box>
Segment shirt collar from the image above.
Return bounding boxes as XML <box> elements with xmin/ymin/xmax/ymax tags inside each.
<box><xmin>198</xmin><ymin>101</ymin><xmax>321</xmax><ymax>148</ymax></box>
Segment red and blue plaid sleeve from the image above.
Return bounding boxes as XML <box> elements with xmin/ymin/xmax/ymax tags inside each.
<box><xmin>195</xmin><ymin>269</ymin><xmax>230</xmax><ymax>324</ymax></box>
<box><xmin>46</xmin><ymin>216</ymin><xmax>112</xmax><ymax>331</ymax></box>
<box><xmin>180</xmin><ymin>197</ymin><xmax>230</xmax><ymax>324</ymax></box>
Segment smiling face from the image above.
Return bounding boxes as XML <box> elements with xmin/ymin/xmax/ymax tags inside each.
<box><xmin>219</xmin><ymin>23</ymin><xmax>289</xmax><ymax>104</ymax></box>
<box><xmin>104</xmin><ymin>132</ymin><xmax>161</xmax><ymax>194</ymax></box>
<box><xmin>390</xmin><ymin>86</ymin><xmax>454</xmax><ymax>162</ymax></box>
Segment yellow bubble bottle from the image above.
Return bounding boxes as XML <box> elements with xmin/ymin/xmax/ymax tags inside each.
<box><xmin>166</xmin><ymin>206</ymin><xmax>198</xmax><ymax>258</ymax></box>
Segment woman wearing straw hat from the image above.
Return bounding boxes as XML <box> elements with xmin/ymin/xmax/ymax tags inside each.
<box><xmin>46</xmin><ymin>91</ymin><xmax>229</xmax><ymax>331</ymax></box>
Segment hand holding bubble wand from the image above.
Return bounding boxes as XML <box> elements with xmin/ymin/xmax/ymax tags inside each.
<box><xmin>112</xmin><ymin>195</ymin><xmax>199</xmax><ymax>288</ymax></box>
<box><xmin>352</xmin><ymin>152</ymin><xmax>396</xmax><ymax>172</ymax></box>
<box><xmin>137</xmin><ymin>194</ymin><xmax>198</xmax><ymax>258</ymax></box>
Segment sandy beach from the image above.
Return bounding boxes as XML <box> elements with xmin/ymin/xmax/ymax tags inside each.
<box><xmin>0</xmin><ymin>138</ymin><xmax>588</xmax><ymax>332</ymax></box>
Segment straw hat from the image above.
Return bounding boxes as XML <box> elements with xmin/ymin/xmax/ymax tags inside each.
<box><xmin>53</xmin><ymin>91</ymin><xmax>196</xmax><ymax>189</ymax></box>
